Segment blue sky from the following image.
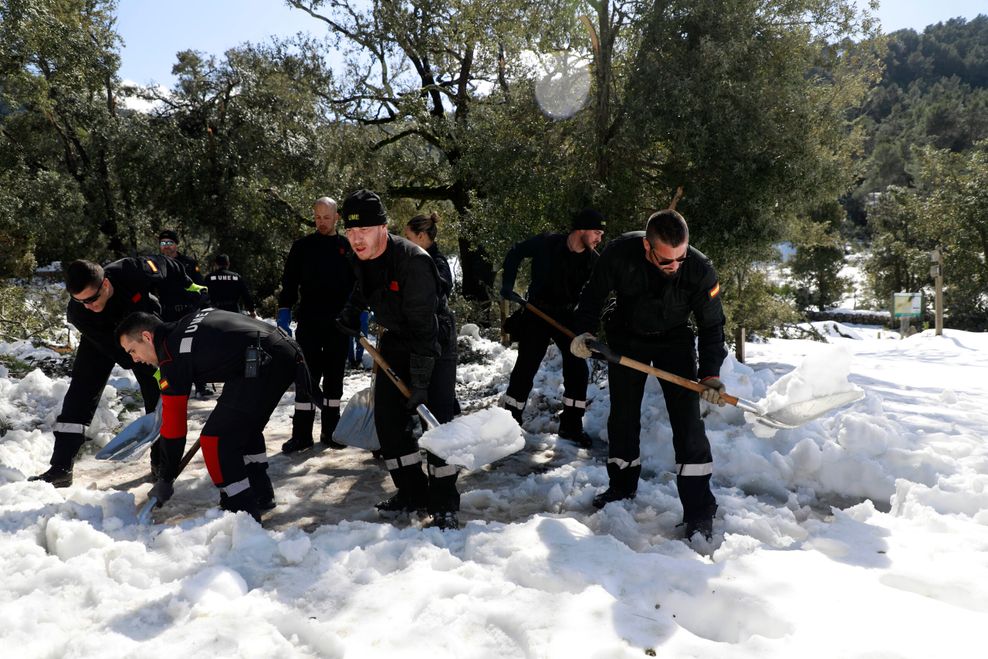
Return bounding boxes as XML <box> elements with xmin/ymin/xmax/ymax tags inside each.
<box><xmin>115</xmin><ymin>0</ymin><xmax>987</xmax><ymax>86</ymax></box>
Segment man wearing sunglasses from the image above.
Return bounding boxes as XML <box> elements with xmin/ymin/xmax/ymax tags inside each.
<box><xmin>29</xmin><ymin>257</ymin><xmax>196</xmax><ymax>487</ymax></box>
<box><xmin>570</xmin><ymin>209</ymin><xmax>727</xmax><ymax>542</ymax></box>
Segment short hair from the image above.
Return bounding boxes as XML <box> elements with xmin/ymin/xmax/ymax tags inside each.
<box><xmin>314</xmin><ymin>196</ymin><xmax>337</xmax><ymax>210</ymax></box>
<box><xmin>645</xmin><ymin>209</ymin><xmax>689</xmax><ymax>247</ymax></box>
<box><xmin>407</xmin><ymin>211</ymin><xmax>439</xmax><ymax>241</ymax></box>
<box><xmin>214</xmin><ymin>253</ymin><xmax>230</xmax><ymax>268</ymax></box>
<box><xmin>116</xmin><ymin>311</ymin><xmax>163</xmax><ymax>342</ymax></box>
<box><xmin>65</xmin><ymin>260</ymin><xmax>104</xmax><ymax>295</ymax></box>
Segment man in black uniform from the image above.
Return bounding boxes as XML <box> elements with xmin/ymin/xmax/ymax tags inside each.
<box><xmin>117</xmin><ymin>309</ymin><xmax>310</xmax><ymax>521</ymax></box>
<box><xmin>278</xmin><ymin>196</ymin><xmax>356</xmax><ymax>452</ymax></box>
<box><xmin>158</xmin><ymin>229</ymin><xmax>211</xmax><ymax>398</ymax></box>
<box><xmin>499</xmin><ymin>208</ymin><xmax>605</xmax><ymax>447</ymax></box>
<box><xmin>571</xmin><ymin>209</ymin><xmax>727</xmax><ymax>541</ymax></box>
<box><xmin>29</xmin><ymin>257</ymin><xmax>194</xmax><ymax>487</ymax></box>
<box><xmin>205</xmin><ymin>254</ymin><xmax>255</xmax><ymax>315</ymax></box>
<box><xmin>336</xmin><ymin>189</ymin><xmax>460</xmax><ymax>530</ymax></box>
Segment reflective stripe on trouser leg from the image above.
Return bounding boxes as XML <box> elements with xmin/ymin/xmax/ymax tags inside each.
<box><xmin>221</xmin><ymin>478</ymin><xmax>250</xmax><ymax>497</ymax></box>
<box><xmin>676</xmin><ymin>462</ymin><xmax>713</xmax><ymax>477</ymax></box>
<box><xmin>501</xmin><ymin>394</ymin><xmax>525</xmax><ymax>411</ymax></box>
<box><xmin>294</xmin><ymin>401</ymin><xmax>317</xmax><ymax>411</ymax></box>
<box><xmin>384</xmin><ymin>452</ymin><xmax>424</xmax><ymax>471</ymax></box>
<box><xmin>243</xmin><ymin>452</ymin><xmax>268</xmax><ymax>465</ymax></box>
<box><xmin>324</xmin><ymin>399</ymin><xmax>341</xmax><ymax>409</ymax></box>
<box><xmin>561</xmin><ymin>397</ymin><xmax>587</xmax><ymax>409</ymax></box>
<box><xmin>53</xmin><ymin>422</ymin><xmax>86</xmax><ymax>434</ymax></box>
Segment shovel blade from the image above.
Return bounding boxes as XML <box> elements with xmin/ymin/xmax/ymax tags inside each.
<box><xmin>419</xmin><ymin>407</ymin><xmax>525</xmax><ymax>471</ymax></box>
<box><xmin>96</xmin><ymin>410</ymin><xmax>161</xmax><ymax>461</ymax></box>
<box><xmin>747</xmin><ymin>389</ymin><xmax>865</xmax><ymax>429</ymax></box>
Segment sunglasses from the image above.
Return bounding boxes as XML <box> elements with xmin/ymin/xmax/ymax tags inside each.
<box><xmin>72</xmin><ymin>279</ymin><xmax>105</xmax><ymax>305</ymax></box>
<box><xmin>159</xmin><ymin>240</ymin><xmax>176</xmax><ymax>247</ymax></box>
<box><xmin>649</xmin><ymin>243</ymin><xmax>689</xmax><ymax>266</ymax></box>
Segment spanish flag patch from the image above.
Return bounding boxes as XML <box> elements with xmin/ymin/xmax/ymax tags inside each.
<box><xmin>159</xmin><ymin>378</ymin><xmax>169</xmax><ymax>391</ymax></box>
<box><xmin>709</xmin><ymin>282</ymin><xmax>720</xmax><ymax>298</ymax></box>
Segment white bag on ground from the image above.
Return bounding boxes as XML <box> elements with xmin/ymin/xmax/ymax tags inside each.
<box><xmin>333</xmin><ymin>386</ymin><xmax>380</xmax><ymax>450</ymax></box>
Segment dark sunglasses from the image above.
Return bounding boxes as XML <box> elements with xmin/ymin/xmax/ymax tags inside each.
<box><xmin>649</xmin><ymin>243</ymin><xmax>689</xmax><ymax>266</ymax></box>
<box><xmin>72</xmin><ymin>279</ymin><xmax>105</xmax><ymax>305</ymax></box>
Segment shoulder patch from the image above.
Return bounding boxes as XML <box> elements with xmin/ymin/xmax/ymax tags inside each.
<box><xmin>145</xmin><ymin>259</ymin><xmax>158</xmax><ymax>274</ymax></box>
<box><xmin>389</xmin><ymin>280</ymin><xmax>400</xmax><ymax>292</ymax></box>
<box><xmin>709</xmin><ymin>282</ymin><xmax>721</xmax><ymax>298</ymax></box>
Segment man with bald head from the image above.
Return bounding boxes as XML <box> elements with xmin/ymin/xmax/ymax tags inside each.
<box><xmin>277</xmin><ymin>196</ymin><xmax>356</xmax><ymax>452</ymax></box>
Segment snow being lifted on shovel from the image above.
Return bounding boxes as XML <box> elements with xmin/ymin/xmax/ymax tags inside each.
<box><xmin>747</xmin><ymin>345</ymin><xmax>864</xmax><ymax>432</ymax></box>
<box><xmin>419</xmin><ymin>407</ymin><xmax>524</xmax><ymax>471</ymax></box>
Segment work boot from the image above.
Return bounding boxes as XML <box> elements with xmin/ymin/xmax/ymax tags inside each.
<box><xmin>592</xmin><ymin>487</ymin><xmax>636</xmax><ymax>509</ymax></box>
<box><xmin>375</xmin><ymin>490</ymin><xmax>427</xmax><ymax>518</ymax></box>
<box><xmin>246</xmin><ymin>464</ymin><xmax>276</xmax><ymax>511</ymax></box>
<box><xmin>683</xmin><ymin>516</ymin><xmax>714</xmax><ymax>542</ymax></box>
<box><xmin>320</xmin><ymin>408</ymin><xmax>346</xmax><ymax>449</ymax></box>
<box><xmin>220</xmin><ymin>490</ymin><xmax>262</xmax><ymax>523</ymax></box>
<box><xmin>29</xmin><ymin>465</ymin><xmax>73</xmax><ymax>488</ymax></box>
<box><xmin>558</xmin><ymin>405</ymin><xmax>591</xmax><ymax>448</ymax></box>
<box><xmin>428</xmin><ymin>511</ymin><xmax>460</xmax><ymax>531</ymax></box>
<box><xmin>501</xmin><ymin>395</ymin><xmax>525</xmax><ymax>424</ymax></box>
<box><xmin>283</xmin><ymin>408</ymin><xmax>315</xmax><ymax>453</ymax></box>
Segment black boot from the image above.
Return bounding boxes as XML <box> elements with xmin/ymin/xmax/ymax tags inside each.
<box><xmin>320</xmin><ymin>407</ymin><xmax>346</xmax><ymax>449</ymax></box>
<box><xmin>683</xmin><ymin>516</ymin><xmax>714</xmax><ymax>541</ymax></box>
<box><xmin>282</xmin><ymin>409</ymin><xmax>315</xmax><ymax>453</ymax></box>
<box><xmin>29</xmin><ymin>465</ymin><xmax>73</xmax><ymax>488</ymax></box>
<box><xmin>220</xmin><ymin>489</ymin><xmax>262</xmax><ymax>522</ymax></box>
<box><xmin>428</xmin><ymin>511</ymin><xmax>460</xmax><ymax>530</ymax></box>
<box><xmin>375</xmin><ymin>490</ymin><xmax>428</xmax><ymax>517</ymax></box>
<box><xmin>246</xmin><ymin>463</ymin><xmax>276</xmax><ymax>511</ymax></box>
<box><xmin>592</xmin><ymin>487</ymin><xmax>636</xmax><ymax>509</ymax></box>
<box><xmin>558</xmin><ymin>406</ymin><xmax>592</xmax><ymax>448</ymax></box>
<box><xmin>501</xmin><ymin>395</ymin><xmax>525</xmax><ymax>424</ymax></box>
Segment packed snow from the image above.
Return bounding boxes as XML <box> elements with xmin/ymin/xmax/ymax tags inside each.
<box><xmin>419</xmin><ymin>407</ymin><xmax>525</xmax><ymax>470</ymax></box>
<box><xmin>2</xmin><ymin>320</ymin><xmax>988</xmax><ymax>658</ymax></box>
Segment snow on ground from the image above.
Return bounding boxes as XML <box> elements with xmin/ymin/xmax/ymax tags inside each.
<box><xmin>2</xmin><ymin>324</ymin><xmax>988</xmax><ymax>658</ymax></box>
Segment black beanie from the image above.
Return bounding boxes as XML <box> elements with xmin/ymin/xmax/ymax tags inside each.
<box><xmin>571</xmin><ymin>208</ymin><xmax>606</xmax><ymax>231</ymax></box>
<box><xmin>341</xmin><ymin>189</ymin><xmax>388</xmax><ymax>228</ymax></box>
<box><xmin>158</xmin><ymin>229</ymin><xmax>179</xmax><ymax>243</ymax></box>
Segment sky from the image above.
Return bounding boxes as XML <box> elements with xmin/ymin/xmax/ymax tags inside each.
<box><xmin>2</xmin><ymin>292</ymin><xmax>988</xmax><ymax>656</ymax></box>
<box><xmin>114</xmin><ymin>0</ymin><xmax>987</xmax><ymax>87</ymax></box>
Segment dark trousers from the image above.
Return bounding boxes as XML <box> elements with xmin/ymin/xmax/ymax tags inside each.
<box><xmin>505</xmin><ymin>310</ymin><xmax>588</xmax><ymax>411</ymax></box>
<box><xmin>50</xmin><ymin>339</ymin><xmax>159</xmax><ymax>468</ymax></box>
<box><xmin>294</xmin><ymin>321</ymin><xmax>348</xmax><ymax>421</ymax></box>
<box><xmin>198</xmin><ymin>338</ymin><xmax>298</xmax><ymax>505</ymax></box>
<box><xmin>606</xmin><ymin>334</ymin><xmax>716</xmax><ymax>522</ymax></box>
<box><xmin>374</xmin><ymin>333</ymin><xmax>459</xmax><ymax>512</ymax></box>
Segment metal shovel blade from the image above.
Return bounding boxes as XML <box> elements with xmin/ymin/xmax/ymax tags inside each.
<box><xmin>741</xmin><ymin>389</ymin><xmax>865</xmax><ymax>429</ymax></box>
<box><xmin>96</xmin><ymin>410</ymin><xmax>161</xmax><ymax>461</ymax></box>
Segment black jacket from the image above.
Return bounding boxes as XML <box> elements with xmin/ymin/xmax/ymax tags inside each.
<box><xmin>205</xmin><ymin>268</ymin><xmax>254</xmax><ymax>313</ymax></box>
<box><xmin>278</xmin><ymin>232</ymin><xmax>355</xmax><ymax>325</ymax></box>
<box><xmin>341</xmin><ymin>235</ymin><xmax>449</xmax><ymax>358</ymax></box>
<box><xmin>427</xmin><ymin>242</ymin><xmax>454</xmax><ymax>302</ymax></box>
<box><xmin>500</xmin><ymin>232</ymin><xmax>598</xmax><ymax>312</ymax></box>
<box><xmin>573</xmin><ymin>231</ymin><xmax>727</xmax><ymax>379</ymax></box>
<box><xmin>67</xmin><ymin>256</ymin><xmax>192</xmax><ymax>368</ymax></box>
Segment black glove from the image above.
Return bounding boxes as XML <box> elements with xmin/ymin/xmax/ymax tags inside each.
<box><xmin>335</xmin><ymin>308</ymin><xmax>362</xmax><ymax>337</ymax></box>
<box><xmin>407</xmin><ymin>354</ymin><xmax>435</xmax><ymax>411</ymax></box>
<box><xmin>149</xmin><ymin>479</ymin><xmax>174</xmax><ymax>507</ymax></box>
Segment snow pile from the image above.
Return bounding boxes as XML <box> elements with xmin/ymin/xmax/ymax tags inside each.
<box><xmin>2</xmin><ymin>327</ymin><xmax>988</xmax><ymax>656</ymax></box>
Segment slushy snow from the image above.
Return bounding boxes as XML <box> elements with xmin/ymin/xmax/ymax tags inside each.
<box><xmin>2</xmin><ymin>321</ymin><xmax>988</xmax><ymax>658</ymax></box>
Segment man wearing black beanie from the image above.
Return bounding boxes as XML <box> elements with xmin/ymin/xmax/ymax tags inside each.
<box><xmin>499</xmin><ymin>208</ymin><xmax>605</xmax><ymax>447</ymax></box>
<box><xmin>335</xmin><ymin>189</ymin><xmax>461</xmax><ymax>530</ymax></box>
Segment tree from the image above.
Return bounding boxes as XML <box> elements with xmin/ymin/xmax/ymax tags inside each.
<box><xmin>0</xmin><ymin>0</ymin><xmax>128</xmax><ymax>258</ymax></box>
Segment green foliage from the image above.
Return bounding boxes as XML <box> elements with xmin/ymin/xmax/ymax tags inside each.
<box><xmin>788</xmin><ymin>202</ymin><xmax>853</xmax><ymax>311</ymax></box>
<box><xmin>0</xmin><ymin>279</ymin><xmax>68</xmax><ymax>345</ymax></box>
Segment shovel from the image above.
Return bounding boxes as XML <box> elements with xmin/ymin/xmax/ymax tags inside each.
<box><xmin>96</xmin><ymin>404</ymin><xmax>162</xmax><ymax>461</ymax></box>
<box><xmin>587</xmin><ymin>339</ymin><xmax>862</xmax><ymax>429</ymax></box>
<box><xmin>136</xmin><ymin>438</ymin><xmax>202</xmax><ymax>525</ymax></box>
<box><xmin>358</xmin><ymin>336</ymin><xmax>524</xmax><ymax>470</ymax></box>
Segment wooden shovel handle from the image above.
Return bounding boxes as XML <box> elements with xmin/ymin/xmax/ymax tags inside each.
<box><xmin>588</xmin><ymin>340</ymin><xmax>738</xmax><ymax>407</ymax></box>
<box><xmin>359</xmin><ymin>336</ymin><xmax>413</xmax><ymax>398</ymax></box>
